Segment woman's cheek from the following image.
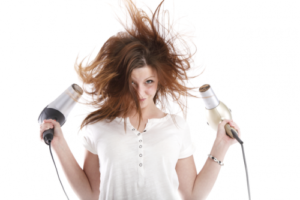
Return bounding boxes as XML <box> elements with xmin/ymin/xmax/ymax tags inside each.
<box><xmin>149</xmin><ymin>86</ymin><xmax>157</xmax><ymax>95</ymax></box>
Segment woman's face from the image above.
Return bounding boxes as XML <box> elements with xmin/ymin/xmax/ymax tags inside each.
<box><xmin>131</xmin><ymin>65</ymin><xmax>158</xmax><ymax>108</ymax></box>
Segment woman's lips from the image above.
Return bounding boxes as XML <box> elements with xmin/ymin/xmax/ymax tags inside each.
<box><xmin>139</xmin><ymin>98</ymin><xmax>146</xmax><ymax>101</ymax></box>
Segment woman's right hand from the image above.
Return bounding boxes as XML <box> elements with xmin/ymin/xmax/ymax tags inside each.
<box><xmin>40</xmin><ymin>119</ymin><xmax>64</xmax><ymax>145</ymax></box>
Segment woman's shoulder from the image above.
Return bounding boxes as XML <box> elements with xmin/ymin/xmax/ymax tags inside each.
<box><xmin>168</xmin><ymin>113</ymin><xmax>188</xmax><ymax>129</ymax></box>
<box><xmin>168</xmin><ymin>113</ymin><xmax>184</xmax><ymax>121</ymax></box>
<box><xmin>84</xmin><ymin>119</ymin><xmax>117</xmax><ymax>132</ymax></box>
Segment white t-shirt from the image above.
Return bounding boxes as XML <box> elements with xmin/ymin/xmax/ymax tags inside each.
<box><xmin>79</xmin><ymin>113</ymin><xmax>196</xmax><ymax>200</ymax></box>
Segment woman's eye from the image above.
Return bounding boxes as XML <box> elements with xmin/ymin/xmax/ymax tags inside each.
<box><xmin>132</xmin><ymin>80</ymin><xmax>153</xmax><ymax>85</ymax></box>
<box><xmin>146</xmin><ymin>80</ymin><xmax>153</xmax><ymax>84</ymax></box>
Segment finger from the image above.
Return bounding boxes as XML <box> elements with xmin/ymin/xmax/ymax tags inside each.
<box><xmin>225</xmin><ymin>121</ymin><xmax>240</xmax><ymax>135</ymax></box>
<box><xmin>228</xmin><ymin>120</ymin><xmax>239</xmax><ymax>129</ymax></box>
<box><xmin>229</xmin><ymin>122</ymin><xmax>237</xmax><ymax>129</ymax></box>
<box><xmin>43</xmin><ymin>119</ymin><xmax>56</xmax><ymax>126</ymax></box>
<box><xmin>231</xmin><ymin>123</ymin><xmax>240</xmax><ymax>133</ymax></box>
<box><xmin>44</xmin><ymin>119</ymin><xmax>57</xmax><ymax>123</ymax></box>
<box><xmin>220</xmin><ymin>119</ymin><xmax>231</xmax><ymax>123</ymax></box>
<box><xmin>229</xmin><ymin>122</ymin><xmax>238</xmax><ymax>131</ymax></box>
<box><xmin>42</xmin><ymin>119</ymin><xmax>53</xmax><ymax>124</ymax></box>
<box><xmin>229</xmin><ymin>122</ymin><xmax>241</xmax><ymax>136</ymax></box>
<box><xmin>40</xmin><ymin>124</ymin><xmax>53</xmax><ymax>135</ymax></box>
<box><xmin>219</xmin><ymin>119</ymin><xmax>232</xmax><ymax>127</ymax></box>
<box><xmin>41</xmin><ymin>123</ymin><xmax>53</xmax><ymax>130</ymax></box>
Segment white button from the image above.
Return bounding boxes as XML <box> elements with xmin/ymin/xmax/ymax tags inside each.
<box><xmin>139</xmin><ymin>140</ymin><xmax>142</xmax><ymax>142</ymax></box>
<box><xmin>132</xmin><ymin>128</ymin><xmax>135</xmax><ymax>131</ymax></box>
<box><xmin>139</xmin><ymin>154</ymin><xmax>142</xmax><ymax>157</ymax></box>
<box><xmin>137</xmin><ymin>133</ymin><xmax>140</xmax><ymax>136</ymax></box>
<box><xmin>143</xmin><ymin>130</ymin><xmax>146</xmax><ymax>132</ymax></box>
<box><xmin>139</xmin><ymin>163</ymin><xmax>142</xmax><ymax>167</ymax></box>
<box><xmin>139</xmin><ymin>145</ymin><xmax>142</xmax><ymax>148</ymax></box>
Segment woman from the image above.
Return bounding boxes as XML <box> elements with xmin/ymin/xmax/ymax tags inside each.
<box><xmin>40</xmin><ymin>0</ymin><xmax>241</xmax><ymax>199</ymax></box>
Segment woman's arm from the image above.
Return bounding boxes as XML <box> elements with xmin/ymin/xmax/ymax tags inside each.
<box><xmin>190</xmin><ymin>140</ymin><xmax>229</xmax><ymax>200</ymax></box>
<box><xmin>53</xmin><ymin>136</ymin><xmax>97</xmax><ymax>200</ymax></box>
<box><xmin>190</xmin><ymin>119</ymin><xmax>241</xmax><ymax>200</ymax></box>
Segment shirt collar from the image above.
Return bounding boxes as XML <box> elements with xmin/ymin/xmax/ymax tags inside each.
<box><xmin>115</xmin><ymin>113</ymin><xmax>170</xmax><ymax>135</ymax></box>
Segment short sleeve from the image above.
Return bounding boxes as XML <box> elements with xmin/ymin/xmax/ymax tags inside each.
<box><xmin>79</xmin><ymin>125</ymin><xmax>98</xmax><ymax>155</ymax></box>
<box><xmin>178</xmin><ymin>120</ymin><xmax>196</xmax><ymax>159</ymax></box>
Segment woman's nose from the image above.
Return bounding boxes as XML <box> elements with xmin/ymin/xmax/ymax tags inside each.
<box><xmin>136</xmin><ymin>85</ymin><xmax>146</xmax><ymax>97</ymax></box>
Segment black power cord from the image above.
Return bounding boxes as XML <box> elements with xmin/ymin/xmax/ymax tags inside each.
<box><xmin>49</xmin><ymin>141</ymin><xmax>70</xmax><ymax>200</ymax></box>
<box><xmin>231</xmin><ymin>129</ymin><xmax>251</xmax><ymax>200</ymax></box>
<box><xmin>241</xmin><ymin>144</ymin><xmax>251</xmax><ymax>200</ymax></box>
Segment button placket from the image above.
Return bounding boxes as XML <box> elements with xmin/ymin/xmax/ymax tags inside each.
<box><xmin>138</xmin><ymin>134</ymin><xmax>143</xmax><ymax>168</ymax></box>
<box><xmin>128</xmin><ymin>118</ymin><xmax>151</xmax><ymax>169</ymax></box>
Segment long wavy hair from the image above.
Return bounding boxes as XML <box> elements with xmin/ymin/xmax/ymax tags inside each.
<box><xmin>74</xmin><ymin>0</ymin><xmax>203</xmax><ymax>134</ymax></box>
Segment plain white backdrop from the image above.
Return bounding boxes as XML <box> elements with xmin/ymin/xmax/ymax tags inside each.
<box><xmin>1</xmin><ymin>0</ymin><xmax>299</xmax><ymax>199</ymax></box>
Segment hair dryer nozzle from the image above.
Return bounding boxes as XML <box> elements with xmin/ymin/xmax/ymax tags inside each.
<box><xmin>199</xmin><ymin>84</ymin><xmax>233</xmax><ymax>138</ymax></box>
<box><xmin>199</xmin><ymin>84</ymin><xmax>220</xmax><ymax>109</ymax></box>
<box><xmin>47</xmin><ymin>84</ymin><xmax>83</xmax><ymax>119</ymax></box>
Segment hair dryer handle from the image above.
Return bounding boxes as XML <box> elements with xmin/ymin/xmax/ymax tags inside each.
<box><xmin>43</xmin><ymin>128</ymin><xmax>54</xmax><ymax>145</ymax></box>
<box><xmin>225</xmin><ymin>123</ymin><xmax>237</xmax><ymax>138</ymax></box>
<box><xmin>225</xmin><ymin>123</ymin><xmax>243</xmax><ymax>144</ymax></box>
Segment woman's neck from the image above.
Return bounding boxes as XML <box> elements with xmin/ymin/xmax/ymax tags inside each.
<box><xmin>127</xmin><ymin>105</ymin><xmax>164</xmax><ymax>120</ymax></box>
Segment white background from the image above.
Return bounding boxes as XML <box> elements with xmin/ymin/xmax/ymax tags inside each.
<box><xmin>1</xmin><ymin>0</ymin><xmax>299</xmax><ymax>199</ymax></box>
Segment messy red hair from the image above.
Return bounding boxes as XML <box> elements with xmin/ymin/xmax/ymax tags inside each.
<box><xmin>74</xmin><ymin>0</ymin><xmax>203</xmax><ymax>133</ymax></box>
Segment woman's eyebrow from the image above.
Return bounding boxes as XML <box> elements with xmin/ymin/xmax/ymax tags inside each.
<box><xmin>145</xmin><ymin>75</ymin><xmax>155</xmax><ymax>79</ymax></box>
<box><xmin>132</xmin><ymin>75</ymin><xmax>155</xmax><ymax>81</ymax></box>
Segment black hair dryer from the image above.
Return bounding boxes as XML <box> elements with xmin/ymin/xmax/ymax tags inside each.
<box><xmin>38</xmin><ymin>84</ymin><xmax>83</xmax><ymax>145</ymax></box>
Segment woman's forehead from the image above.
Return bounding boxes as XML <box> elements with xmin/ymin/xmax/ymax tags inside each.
<box><xmin>131</xmin><ymin>66</ymin><xmax>157</xmax><ymax>80</ymax></box>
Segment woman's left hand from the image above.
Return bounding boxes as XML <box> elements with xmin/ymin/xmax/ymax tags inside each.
<box><xmin>215</xmin><ymin>119</ymin><xmax>241</xmax><ymax>147</ymax></box>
